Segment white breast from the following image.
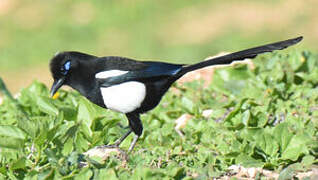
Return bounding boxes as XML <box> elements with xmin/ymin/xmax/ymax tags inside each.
<box><xmin>100</xmin><ymin>81</ymin><xmax>146</xmax><ymax>113</ymax></box>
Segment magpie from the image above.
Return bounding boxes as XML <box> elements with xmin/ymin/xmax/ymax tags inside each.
<box><xmin>50</xmin><ymin>36</ymin><xmax>302</xmax><ymax>152</ymax></box>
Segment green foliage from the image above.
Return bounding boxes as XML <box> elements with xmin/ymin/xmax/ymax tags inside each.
<box><xmin>0</xmin><ymin>51</ymin><xmax>317</xmax><ymax>179</ymax></box>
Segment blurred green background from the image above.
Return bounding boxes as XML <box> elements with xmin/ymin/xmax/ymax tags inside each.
<box><xmin>0</xmin><ymin>0</ymin><xmax>316</xmax><ymax>93</ymax></box>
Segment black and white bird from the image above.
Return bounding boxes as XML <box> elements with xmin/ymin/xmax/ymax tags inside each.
<box><xmin>50</xmin><ymin>36</ymin><xmax>302</xmax><ymax>152</ymax></box>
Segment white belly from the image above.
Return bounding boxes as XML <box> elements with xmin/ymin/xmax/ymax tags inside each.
<box><xmin>100</xmin><ymin>81</ymin><xmax>146</xmax><ymax>113</ymax></box>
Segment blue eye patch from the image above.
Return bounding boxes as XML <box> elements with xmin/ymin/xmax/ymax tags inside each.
<box><xmin>61</xmin><ymin>61</ymin><xmax>71</xmax><ymax>75</ymax></box>
<box><xmin>64</xmin><ymin>61</ymin><xmax>71</xmax><ymax>71</ymax></box>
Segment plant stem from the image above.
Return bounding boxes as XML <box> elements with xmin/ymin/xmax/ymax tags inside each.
<box><xmin>0</xmin><ymin>77</ymin><xmax>29</xmax><ymax>118</ymax></box>
<box><xmin>0</xmin><ymin>77</ymin><xmax>14</xmax><ymax>100</ymax></box>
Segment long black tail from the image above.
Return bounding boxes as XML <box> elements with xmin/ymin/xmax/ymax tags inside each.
<box><xmin>177</xmin><ymin>36</ymin><xmax>303</xmax><ymax>77</ymax></box>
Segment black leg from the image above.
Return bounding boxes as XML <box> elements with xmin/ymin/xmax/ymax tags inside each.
<box><xmin>98</xmin><ymin>113</ymin><xmax>142</xmax><ymax>152</ymax></box>
<box><xmin>101</xmin><ymin>129</ymin><xmax>132</xmax><ymax>148</ymax></box>
<box><xmin>126</xmin><ymin>113</ymin><xmax>143</xmax><ymax>152</ymax></box>
<box><xmin>126</xmin><ymin>113</ymin><xmax>143</xmax><ymax>136</ymax></box>
<box><xmin>113</xmin><ymin>129</ymin><xmax>132</xmax><ymax>146</ymax></box>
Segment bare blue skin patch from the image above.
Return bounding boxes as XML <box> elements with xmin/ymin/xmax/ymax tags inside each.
<box><xmin>64</xmin><ymin>61</ymin><xmax>71</xmax><ymax>71</ymax></box>
<box><xmin>62</xmin><ymin>61</ymin><xmax>71</xmax><ymax>75</ymax></box>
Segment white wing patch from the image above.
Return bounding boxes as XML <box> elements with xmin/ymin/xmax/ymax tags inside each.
<box><xmin>95</xmin><ymin>70</ymin><xmax>128</xmax><ymax>79</ymax></box>
<box><xmin>100</xmin><ymin>81</ymin><xmax>146</xmax><ymax>113</ymax></box>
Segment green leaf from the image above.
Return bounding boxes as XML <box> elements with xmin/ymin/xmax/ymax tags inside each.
<box><xmin>273</xmin><ymin>123</ymin><xmax>293</xmax><ymax>152</ymax></box>
<box><xmin>16</xmin><ymin>117</ymin><xmax>37</xmax><ymax>138</ymax></box>
<box><xmin>0</xmin><ymin>125</ymin><xmax>26</xmax><ymax>139</ymax></box>
<box><xmin>38</xmin><ymin>169</ymin><xmax>54</xmax><ymax>180</ymax></box>
<box><xmin>36</xmin><ymin>96</ymin><xmax>58</xmax><ymax>115</ymax></box>
<box><xmin>77</xmin><ymin>98</ymin><xmax>96</xmax><ymax>136</ymax></box>
<box><xmin>34</xmin><ymin>130</ymin><xmax>48</xmax><ymax>147</ymax></box>
<box><xmin>0</xmin><ymin>136</ymin><xmax>24</xmax><ymax>149</ymax></box>
<box><xmin>62</xmin><ymin>136</ymin><xmax>74</xmax><ymax>156</ymax></box>
<box><xmin>212</xmin><ymin>65</ymin><xmax>251</xmax><ymax>96</ymax></box>
<box><xmin>224</xmin><ymin>98</ymin><xmax>248</xmax><ymax>124</ymax></box>
<box><xmin>94</xmin><ymin>169</ymin><xmax>118</xmax><ymax>180</ymax></box>
<box><xmin>167</xmin><ymin>167</ymin><xmax>185</xmax><ymax>179</ymax></box>
<box><xmin>181</xmin><ymin>97</ymin><xmax>194</xmax><ymax>113</ymax></box>
<box><xmin>281</xmin><ymin>133</ymin><xmax>310</xmax><ymax>161</ymax></box>
<box><xmin>74</xmin><ymin>168</ymin><xmax>93</xmax><ymax>180</ymax></box>
<box><xmin>44</xmin><ymin>149</ymin><xmax>59</xmax><ymax>165</ymax></box>
<box><xmin>75</xmin><ymin>132</ymin><xmax>89</xmax><ymax>152</ymax></box>
<box><xmin>10</xmin><ymin>157</ymin><xmax>26</xmax><ymax>170</ymax></box>
<box><xmin>301</xmin><ymin>155</ymin><xmax>315</xmax><ymax>167</ymax></box>
<box><xmin>242</xmin><ymin>110</ymin><xmax>251</xmax><ymax>126</ymax></box>
<box><xmin>235</xmin><ymin>154</ymin><xmax>264</xmax><ymax>167</ymax></box>
<box><xmin>256</xmin><ymin>132</ymin><xmax>279</xmax><ymax>157</ymax></box>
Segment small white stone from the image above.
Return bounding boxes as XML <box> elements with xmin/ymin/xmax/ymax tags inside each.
<box><xmin>228</xmin><ymin>165</ymin><xmax>241</xmax><ymax>173</ymax></box>
<box><xmin>247</xmin><ymin>167</ymin><xmax>257</xmax><ymax>178</ymax></box>
<box><xmin>175</xmin><ymin>114</ymin><xmax>192</xmax><ymax>137</ymax></box>
<box><xmin>262</xmin><ymin>169</ymin><xmax>279</xmax><ymax>179</ymax></box>
<box><xmin>84</xmin><ymin>147</ymin><xmax>126</xmax><ymax>161</ymax></box>
<box><xmin>14</xmin><ymin>93</ymin><xmax>21</xmax><ymax>99</ymax></box>
<box><xmin>202</xmin><ymin>109</ymin><xmax>213</xmax><ymax>118</ymax></box>
<box><xmin>175</xmin><ymin>114</ymin><xmax>192</xmax><ymax>129</ymax></box>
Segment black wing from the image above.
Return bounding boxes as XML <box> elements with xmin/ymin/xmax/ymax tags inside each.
<box><xmin>97</xmin><ymin>61</ymin><xmax>183</xmax><ymax>87</ymax></box>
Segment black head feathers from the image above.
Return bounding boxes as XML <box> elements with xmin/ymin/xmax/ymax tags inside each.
<box><xmin>50</xmin><ymin>51</ymin><xmax>97</xmax><ymax>79</ymax></box>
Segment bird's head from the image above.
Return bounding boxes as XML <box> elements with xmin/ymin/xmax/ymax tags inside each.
<box><xmin>49</xmin><ymin>51</ymin><xmax>97</xmax><ymax>97</ymax></box>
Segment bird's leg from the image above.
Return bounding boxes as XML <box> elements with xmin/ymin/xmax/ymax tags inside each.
<box><xmin>113</xmin><ymin>129</ymin><xmax>132</xmax><ymax>147</ymax></box>
<box><xmin>99</xmin><ymin>113</ymin><xmax>142</xmax><ymax>152</ymax></box>
<box><xmin>118</xmin><ymin>123</ymin><xmax>131</xmax><ymax>129</ymax></box>
<box><xmin>126</xmin><ymin>113</ymin><xmax>143</xmax><ymax>152</ymax></box>
<box><xmin>112</xmin><ymin>129</ymin><xmax>132</xmax><ymax>146</ymax></box>
<box><xmin>101</xmin><ymin>129</ymin><xmax>132</xmax><ymax>148</ymax></box>
<box><xmin>128</xmin><ymin>135</ymin><xmax>139</xmax><ymax>152</ymax></box>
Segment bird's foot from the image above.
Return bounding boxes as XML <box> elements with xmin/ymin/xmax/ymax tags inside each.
<box><xmin>95</xmin><ymin>134</ymin><xmax>139</xmax><ymax>153</ymax></box>
<box><xmin>96</xmin><ymin>129</ymin><xmax>133</xmax><ymax>149</ymax></box>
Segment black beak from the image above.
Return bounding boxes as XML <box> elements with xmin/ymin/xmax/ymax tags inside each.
<box><xmin>50</xmin><ymin>77</ymin><xmax>65</xmax><ymax>97</ymax></box>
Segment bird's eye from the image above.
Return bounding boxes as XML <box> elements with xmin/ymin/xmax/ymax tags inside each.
<box><xmin>61</xmin><ymin>61</ymin><xmax>71</xmax><ymax>75</ymax></box>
